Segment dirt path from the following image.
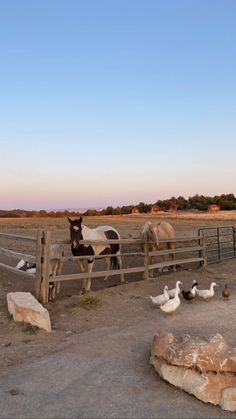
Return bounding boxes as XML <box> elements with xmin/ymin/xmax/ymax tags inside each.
<box><xmin>1</xmin><ymin>216</ymin><xmax>236</xmax><ymax>417</ymax></box>
<box><xmin>1</xmin><ymin>260</ymin><xmax>236</xmax><ymax>418</ymax></box>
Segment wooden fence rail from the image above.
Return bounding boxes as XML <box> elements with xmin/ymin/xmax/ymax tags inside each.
<box><xmin>55</xmin><ymin>235</ymin><xmax>199</xmax><ymax>245</ymax></box>
<box><xmin>0</xmin><ymin>229</ymin><xmax>206</xmax><ymax>304</ymax></box>
<box><xmin>0</xmin><ymin>232</ymin><xmax>36</xmax><ymax>242</ymax></box>
<box><xmin>0</xmin><ymin>247</ymin><xmax>36</xmax><ymax>264</ymax></box>
<box><xmin>0</xmin><ymin>262</ymin><xmax>35</xmax><ymax>279</ymax></box>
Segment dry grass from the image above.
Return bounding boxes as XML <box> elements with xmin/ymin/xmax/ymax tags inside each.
<box><xmin>22</xmin><ymin>324</ymin><xmax>39</xmax><ymax>335</ymax></box>
<box><xmin>65</xmin><ymin>294</ymin><xmax>102</xmax><ymax>311</ymax></box>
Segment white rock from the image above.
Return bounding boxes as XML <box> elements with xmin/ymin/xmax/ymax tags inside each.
<box><xmin>7</xmin><ymin>292</ymin><xmax>51</xmax><ymax>332</ymax></box>
<box><xmin>150</xmin><ymin>331</ymin><xmax>236</xmax><ymax>411</ymax></box>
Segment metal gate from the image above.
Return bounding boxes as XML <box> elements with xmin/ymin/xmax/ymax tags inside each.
<box><xmin>198</xmin><ymin>226</ymin><xmax>236</xmax><ymax>264</ymax></box>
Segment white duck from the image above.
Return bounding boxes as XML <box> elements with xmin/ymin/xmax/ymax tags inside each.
<box><xmin>160</xmin><ymin>286</ymin><xmax>181</xmax><ymax>314</ymax></box>
<box><xmin>168</xmin><ymin>281</ymin><xmax>182</xmax><ymax>298</ymax></box>
<box><xmin>15</xmin><ymin>259</ymin><xmax>36</xmax><ymax>274</ymax></box>
<box><xmin>195</xmin><ymin>282</ymin><xmax>218</xmax><ymax>300</ymax></box>
<box><xmin>150</xmin><ymin>286</ymin><xmax>169</xmax><ymax>306</ymax></box>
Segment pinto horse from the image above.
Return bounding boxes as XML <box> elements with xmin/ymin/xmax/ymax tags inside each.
<box><xmin>140</xmin><ymin>221</ymin><xmax>176</xmax><ymax>277</ymax></box>
<box><xmin>68</xmin><ymin>217</ymin><xmax>124</xmax><ymax>292</ymax></box>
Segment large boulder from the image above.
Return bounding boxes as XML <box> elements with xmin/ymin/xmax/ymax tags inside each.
<box><xmin>7</xmin><ymin>292</ymin><xmax>51</xmax><ymax>332</ymax></box>
<box><xmin>150</xmin><ymin>331</ymin><xmax>236</xmax><ymax>411</ymax></box>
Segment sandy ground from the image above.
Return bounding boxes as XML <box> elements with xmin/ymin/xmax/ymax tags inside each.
<box><xmin>1</xmin><ymin>215</ymin><xmax>236</xmax><ymax>418</ymax></box>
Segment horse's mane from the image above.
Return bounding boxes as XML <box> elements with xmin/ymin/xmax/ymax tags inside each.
<box><xmin>141</xmin><ymin>222</ymin><xmax>153</xmax><ymax>241</ymax></box>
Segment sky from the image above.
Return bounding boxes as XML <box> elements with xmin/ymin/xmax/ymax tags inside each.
<box><xmin>1</xmin><ymin>0</ymin><xmax>236</xmax><ymax>210</ymax></box>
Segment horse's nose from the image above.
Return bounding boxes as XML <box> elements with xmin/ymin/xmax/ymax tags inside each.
<box><xmin>72</xmin><ymin>240</ymin><xmax>77</xmax><ymax>249</ymax></box>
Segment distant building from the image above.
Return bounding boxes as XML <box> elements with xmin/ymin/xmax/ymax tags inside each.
<box><xmin>169</xmin><ymin>204</ymin><xmax>178</xmax><ymax>212</ymax></box>
<box><xmin>131</xmin><ymin>207</ymin><xmax>140</xmax><ymax>214</ymax></box>
<box><xmin>208</xmin><ymin>204</ymin><xmax>221</xmax><ymax>213</ymax></box>
<box><xmin>150</xmin><ymin>205</ymin><xmax>161</xmax><ymax>214</ymax></box>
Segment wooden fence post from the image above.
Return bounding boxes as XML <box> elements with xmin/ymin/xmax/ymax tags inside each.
<box><xmin>40</xmin><ymin>230</ymin><xmax>52</xmax><ymax>304</ymax></box>
<box><xmin>144</xmin><ymin>239</ymin><xmax>149</xmax><ymax>280</ymax></box>
<box><xmin>35</xmin><ymin>230</ymin><xmax>43</xmax><ymax>300</ymax></box>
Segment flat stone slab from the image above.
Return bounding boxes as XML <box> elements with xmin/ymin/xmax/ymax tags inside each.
<box><xmin>7</xmin><ymin>292</ymin><xmax>51</xmax><ymax>332</ymax></box>
<box><xmin>150</xmin><ymin>331</ymin><xmax>236</xmax><ymax>411</ymax></box>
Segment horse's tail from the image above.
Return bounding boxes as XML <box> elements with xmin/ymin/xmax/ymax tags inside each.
<box><xmin>110</xmin><ymin>255</ymin><xmax>120</xmax><ymax>270</ymax></box>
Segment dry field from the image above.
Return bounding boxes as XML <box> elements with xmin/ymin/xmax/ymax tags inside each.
<box><xmin>1</xmin><ymin>213</ymin><xmax>236</xmax><ymax>418</ymax></box>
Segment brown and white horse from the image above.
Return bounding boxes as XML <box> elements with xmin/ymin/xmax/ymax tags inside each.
<box><xmin>68</xmin><ymin>217</ymin><xmax>124</xmax><ymax>292</ymax></box>
<box><xmin>140</xmin><ymin>221</ymin><xmax>176</xmax><ymax>277</ymax></box>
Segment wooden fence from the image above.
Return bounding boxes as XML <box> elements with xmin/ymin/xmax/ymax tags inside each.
<box><xmin>0</xmin><ymin>230</ymin><xmax>207</xmax><ymax>304</ymax></box>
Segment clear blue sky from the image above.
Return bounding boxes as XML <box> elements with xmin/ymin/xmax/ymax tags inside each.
<box><xmin>1</xmin><ymin>0</ymin><xmax>236</xmax><ymax>210</ymax></box>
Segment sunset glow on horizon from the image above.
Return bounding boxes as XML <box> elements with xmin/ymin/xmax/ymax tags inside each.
<box><xmin>1</xmin><ymin>1</ymin><xmax>236</xmax><ymax>210</ymax></box>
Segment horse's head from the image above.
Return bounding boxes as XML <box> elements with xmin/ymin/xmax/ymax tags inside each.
<box><xmin>141</xmin><ymin>222</ymin><xmax>159</xmax><ymax>245</ymax></box>
<box><xmin>68</xmin><ymin>217</ymin><xmax>83</xmax><ymax>249</ymax></box>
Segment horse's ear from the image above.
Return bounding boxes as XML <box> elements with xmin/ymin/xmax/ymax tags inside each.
<box><xmin>68</xmin><ymin>217</ymin><xmax>73</xmax><ymax>224</ymax></box>
<box><xmin>79</xmin><ymin>216</ymin><xmax>82</xmax><ymax>223</ymax></box>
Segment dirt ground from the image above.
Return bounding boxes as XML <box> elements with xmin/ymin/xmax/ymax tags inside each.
<box><xmin>1</xmin><ymin>214</ymin><xmax>236</xmax><ymax>418</ymax></box>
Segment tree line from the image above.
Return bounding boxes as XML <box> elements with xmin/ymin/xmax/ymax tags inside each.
<box><xmin>87</xmin><ymin>193</ymin><xmax>236</xmax><ymax>215</ymax></box>
<box><xmin>1</xmin><ymin>194</ymin><xmax>236</xmax><ymax>218</ymax></box>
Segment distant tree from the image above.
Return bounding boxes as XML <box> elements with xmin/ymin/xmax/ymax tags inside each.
<box><xmin>47</xmin><ymin>211</ymin><xmax>56</xmax><ymax>217</ymax></box>
<box><xmin>137</xmin><ymin>202</ymin><xmax>151</xmax><ymax>213</ymax></box>
<box><xmin>83</xmin><ymin>208</ymin><xmax>101</xmax><ymax>216</ymax></box>
<box><xmin>175</xmin><ymin>196</ymin><xmax>189</xmax><ymax>210</ymax></box>
<box><xmin>25</xmin><ymin>210</ymin><xmax>37</xmax><ymax>217</ymax></box>
<box><xmin>104</xmin><ymin>206</ymin><xmax>114</xmax><ymax>215</ymax></box>
<box><xmin>188</xmin><ymin>195</ymin><xmax>211</xmax><ymax>211</ymax></box>
<box><xmin>9</xmin><ymin>192</ymin><xmax>236</xmax><ymax>219</ymax></box>
<box><xmin>121</xmin><ymin>205</ymin><xmax>134</xmax><ymax>214</ymax></box>
<box><xmin>215</xmin><ymin>194</ymin><xmax>236</xmax><ymax>210</ymax></box>
<box><xmin>38</xmin><ymin>210</ymin><xmax>48</xmax><ymax>217</ymax></box>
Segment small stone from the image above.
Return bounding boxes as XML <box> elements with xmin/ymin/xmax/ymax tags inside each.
<box><xmin>9</xmin><ymin>389</ymin><xmax>20</xmax><ymax>396</ymax></box>
<box><xmin>2</xmin><ymin>342</ymin><xmax>11</xmax><ymax>348</ymax></box>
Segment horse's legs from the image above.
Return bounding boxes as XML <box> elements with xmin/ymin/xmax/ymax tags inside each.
<box><xmin>104</xmin><ymin>257</ymin><xmax>111</xmax><ymax>281</ymax></box>
<box><xmin>76</xmin><ymin>259</ymin><xmax>87</xmax><ymax>291</ymax></box>
<box><xmin>56</xmin><ymin>260</ymin><xmax>63</xmax><ymax>294</ymax></box>
<box><xmin>49</xmin><ymin>260</ymin><xmax>57</xmax><ymax>299</ymax></box>
<box><xmin>48</xmin><ymin>283</ymin><xmax>54</xmax><ymax>301</ymax></box>
<box><xmin>85</xmin><ymin>260</ymin><xmax>94</xmax><ymax>292</ymax></box>
<box><xmin>143</xmin><ymin>256</ymin><xmax>154</xmax><ymax>279</ymax></box>
<box><xmin>149</xmin><ymin>255</ymin><xmax>154</xmax><ymax>277</ymax></box>
<box><xmin>159</xmin><ymin>254</ymin><xmax>165</xmax><ymax>272</ymax></box>
<box><xmin>104</xmin><ymin>252</ymin><xmax>124</xmax><ymax>283</ymax></box>
<box><xmin>115</xmin><ymin>251</ymin><xmax>124</xmax><ymax>283</ymax></box>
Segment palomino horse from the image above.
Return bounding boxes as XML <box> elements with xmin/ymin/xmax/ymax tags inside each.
<box><xmin>68</xmin><ymin>217</ymin><xmax>124</xmax><ymax>292</ymax></box>
<box><xmin>140</xmin><ymin>221</ymin><xmax>176</xmax><ymax>277</ymax></box>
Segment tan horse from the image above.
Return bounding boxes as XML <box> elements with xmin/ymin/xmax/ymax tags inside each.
<box><xmin>140</xmin><ymin>221</ymin><xmax>176</xmax><ymax>277</ymax></box>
